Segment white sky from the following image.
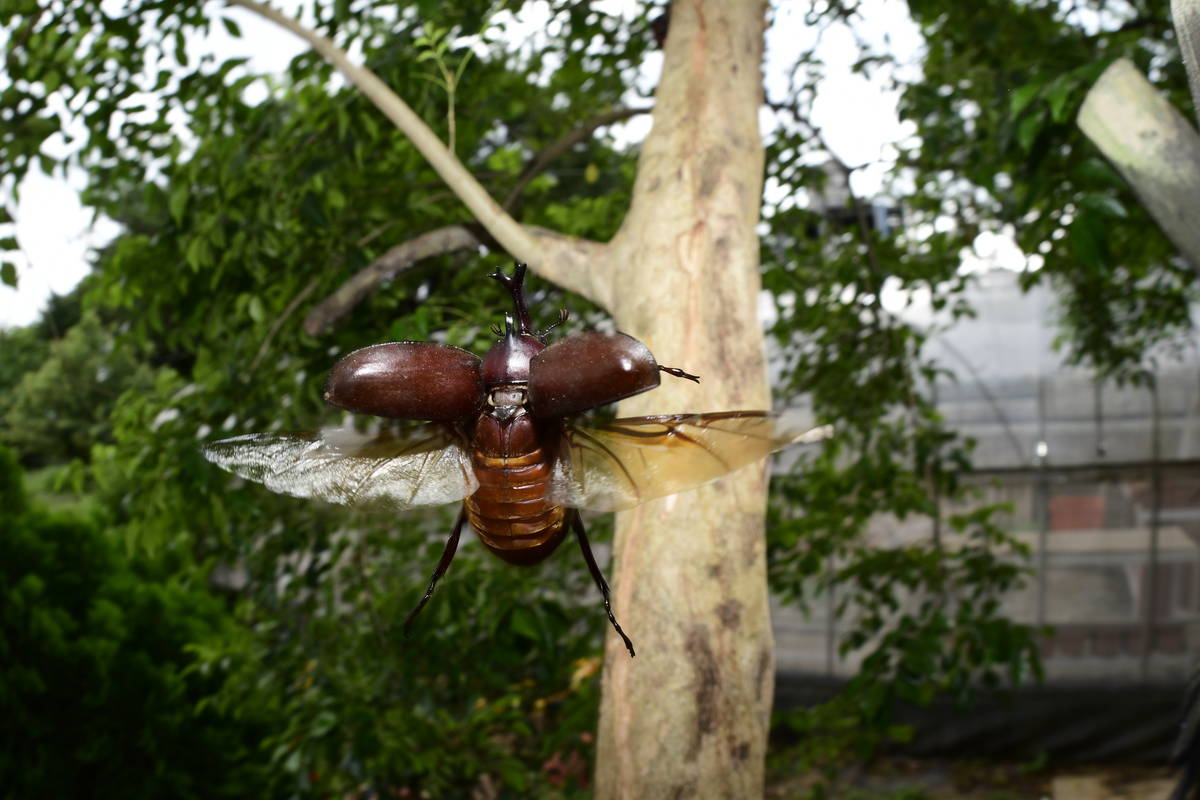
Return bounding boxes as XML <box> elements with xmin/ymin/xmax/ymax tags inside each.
<box><xmin>0</xmin><ymin>0</ymin><xmax>927</xmax><ymax>329</ymax></box>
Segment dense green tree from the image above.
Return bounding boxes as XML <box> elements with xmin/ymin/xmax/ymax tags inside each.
<box><xmin>0</xmin><ymin>323</ymin><xmax>47</xmax><ymax>416</ymax></box>
<box><xmin>1</xmin><ymin>309</ymin><xmax>155</xmax><ymax>466</ymax></box>
<box><xmin>0</xmin><ymin>285</ymin><xmax>85</xmax><ymax>431</ymax></box>
<box><xmin>0</xmin><ymin>445</ymin><xmax>281</xmax><ymax>798</ymax></box>
<box><xmin>4</xmin><ymin>2</ymin><xmax>672</xmax><ymax>794</ymax></box>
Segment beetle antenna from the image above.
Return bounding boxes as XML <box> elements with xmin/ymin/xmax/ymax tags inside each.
<box><xmin>659</xmin><ymin>364</ymin><xmax>701</xmax><ymax>383</ymax></box>
<box><xmin>538</xmin><ymin>307</ymin><xmax>569</xmax><ymax>338</ymax></box>
<box><xmin>489</xmin><ymin>263</ymin><xmax>534</xmax><ymax>334</ymax></box>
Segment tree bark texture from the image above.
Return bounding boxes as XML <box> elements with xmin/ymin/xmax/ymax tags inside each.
<box><xmin>1172</xmin><ymin>0</ymin><xmax>1200</xmax><ymax>126</ymax></box>
<box><xmin>594</xmin><ymin>3</ymin><xmax>773</xmax><ymax>798</ymax></box>
<box><xmin>1077</xmin><ymin>58</ymin><xmax>1200</xmax><ymax>278</ymax></box>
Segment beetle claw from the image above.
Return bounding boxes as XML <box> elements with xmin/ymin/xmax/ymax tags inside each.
<box><xmin>659</xmin><ymin>364</ymin><xmax>701</xmax><ymax>384</ymax></box>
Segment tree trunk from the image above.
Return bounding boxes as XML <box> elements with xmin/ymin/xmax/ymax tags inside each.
<box><xmin>1078</xmin><ymin>58</ymin><xmax>1200</xmax><ymax>277</ymax></box>
<box><xmin>594</xmin><ymin>2</ymin><xmax>773</xmax><ymax>797</ymax></box>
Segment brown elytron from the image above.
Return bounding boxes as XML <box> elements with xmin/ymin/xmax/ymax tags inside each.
<box><xmin>202</xmin><ymin>264</ymin><xmax>830</xmax><ymax>657</ymax></box>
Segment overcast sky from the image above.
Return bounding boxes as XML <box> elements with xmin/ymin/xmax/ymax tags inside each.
<box><xmin>0</xmin><ymin>0</ymin><xmax>925</xmax><ymax>329</ymax></box>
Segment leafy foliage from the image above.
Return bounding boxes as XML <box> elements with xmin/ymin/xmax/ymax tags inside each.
<box><xmin>0</xmin><ymin>284</ymin><xmax>85</xmax><ymax>428</ymax></box>
<box><xmin>0</xmin><ymin>323</ymin><xmax>48</xmax><ymax>414</ymax></box>
<box><xmin>0</xmin><ymin>445</ymin><xmax>280</xmax><ymax>798</ymax></box>
<box><xmin>3</xmin><ymin>2</ymin><xmax>653</xmax><ymax>795</ymax></box>
<box><xmin>1</xmin><ymin>309</ymin><xmax>155</xmax><ymax>466</ymax></box>
<box><xmin>757</xmin><ymin>0</ymin><xmax>1193</xmax><ymax>774</ymax></box>
<box><xmin>761</xmin><ymin>234</ymin><xmax>1043</xmax><ymax>764</ymax></box>
<box><xmin>895</xmin><ymin>0</ymin><xmax>1197</xmax><ymax>382</ymax></box>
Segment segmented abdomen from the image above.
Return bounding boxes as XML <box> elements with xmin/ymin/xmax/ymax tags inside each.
<box><xmin>465</xmin><ymin>413</ymin><xmax>565</xmax><ymax>565</ymax></box>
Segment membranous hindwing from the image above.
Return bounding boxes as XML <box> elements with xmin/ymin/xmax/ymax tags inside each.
<box><xmin>202</xmin><ymin>424</ymin><xmax>477</xmax><ymax>509</ymax></box>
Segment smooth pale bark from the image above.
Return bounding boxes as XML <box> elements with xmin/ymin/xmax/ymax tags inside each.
<box><xmin>594</xmin><ymin>3</ymin><xmax>774</xmax><ymax>798</ymax></box>
<box><xmin>1077</xmin><ymin>58</ymin><xmax>1200</xmax><ymax>277</ymax></box>
<box><xmin>1173</xmin><ymin>0</ymin><xmax>1200</xmax><ymax>126</ymax></box>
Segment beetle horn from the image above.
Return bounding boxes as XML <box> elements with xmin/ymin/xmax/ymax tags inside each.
<box><xmin>490</xmin><ymin>263</ymin><xmax>534</xmax><ymax>334</ymax></box>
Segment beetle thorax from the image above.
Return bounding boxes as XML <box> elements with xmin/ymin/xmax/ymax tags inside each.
<box><xmin>481</xmin><ymin>324</ymin><xmax>543</xmax><ymax>423</ymax></box>
<box><xmin>481</xmin><ymin>329</ymin><xmax>544</xmax><ymax>384</ymax></box>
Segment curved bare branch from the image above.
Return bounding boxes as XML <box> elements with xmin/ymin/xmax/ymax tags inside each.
<box><xmin>299</xmin><ymin>105</ymin><xmax>647</xmax><ymax>333</ymax></box>
<box><xmin>303</xmin><ymin>225</ymin><xmax>483</xmax><ymax>336</ymax></box>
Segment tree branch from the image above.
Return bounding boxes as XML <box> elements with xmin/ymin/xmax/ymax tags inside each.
<box><xmin>1173</xmin><ymin>0</ymin><xmax>1200</xmax><ymax>126</ymax></box>
<box><xmin>299</xmin><ymin>105</ymin><xmax>648</xmax><ymax>333</ymax></box>
<box><xmin>226</xmin><ymin>0</ymin><xmax>606</xmax><ymax>299</ymax></box>
<box><xmin>302</xmin><ymin>224</ymin><xmax>483</xmax><ymax>335</ymax></box>
<box><xmin>1078</xmin><ymin>58</ymin><xmax>1200</xmax><ymax>278</ymax></box>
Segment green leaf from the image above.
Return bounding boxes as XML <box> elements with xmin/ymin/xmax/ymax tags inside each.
<box><xmin>221</xmin><ymin>17</ymin><xmax>242</xmax><ymax>38</ymax></box>
<box><xmin>0</xmin><ymin>236</ymin><xmax>18</xmax><ymax>251</ymax></box>
<box><xmin>326</xmin><ymin>186</ymin><xmax>346</xmax><ymax>212</ymax></box>
<box><xmin>168</xmin><ymin>185</ymin><xmax>188</xmax><ymax>225</ymax></box>
<box><xmin>1009</xmin><ymin>81</ymin><xmax>1041</xmax><ymax>116</ymax></box>
<box><xmin>183</xmin><ymin>236</ymin><xmax>211</xmax><ymax>270</ymax></box>
<box><xmin>496</xmin><ymin>757</ymin><xmax>529</xmax><ymax>791</ymax></box>
<box><xmin>509</xmin><ymin>606</ymin><xmax>539</xmax><ymax>640</ymax></box>
<box><xmin>1072</xmin><ymin>157</ymin><xmax>1121</xmax><ymax>187</ymax></box>
<box><xmin>246</xmin><ymin>295</ymin><xmax>265</xmax><ymax>323</ymax></box>
<box><xmin>1</xmin><ymin>262</ymin><xmax>16</xmax><ymax>288</ymax></box>
<box><xmin>310</xmin><ymin>710</ymin><xmax>336</xmax><ymax>737</ymax></box>
<box><xmin>1015</xmin><ymin>108</ymin><xmax>1045</xmax><ymax>152</ymax></box>
<box><xmin>1044</xmin><ymin>77</ymin><xmax>1073</xmax><ymax>122</ymax></box>
<box><xmin>1079</xmin><ymin>192</ymin><xmax>1127</xmax><ymax>219</ymax></box>
<box><xmin>1068</xmin><ymin>210</ymin><xmax>1106</xmax><ymax>269</ymax></box>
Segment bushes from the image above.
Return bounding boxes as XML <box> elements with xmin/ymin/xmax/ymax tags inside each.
<box><xmin>0</xmin><ymin>446</ymin><xmax>279</xmax><ymax>798</ymax></box>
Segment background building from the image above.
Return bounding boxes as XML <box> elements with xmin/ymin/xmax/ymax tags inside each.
<box><xmin>772</xmin><ymin>268</ymin><xmax>1200</xmax><ymax>758</ymax></box>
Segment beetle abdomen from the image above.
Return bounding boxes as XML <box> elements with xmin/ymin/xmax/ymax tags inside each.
<box><xmin>466</xmin><ymin>414</ymin><xmax>565</xmax><ymax>565</ymax></box>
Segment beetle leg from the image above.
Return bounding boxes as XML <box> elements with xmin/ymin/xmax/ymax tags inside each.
<box><xmin>569</xmin><ymin>509</ymin><xmax>636</xmax><ymax>658</ymax></box>
<box><xmin>658</xmin><ymin>364</ymin><xmax>701</xmax><ymax>383</ymax></box>
<box><xmin>403</xmin><ymin>507</ymin><xmax>467</xmax><ymax>634</ymax></box>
